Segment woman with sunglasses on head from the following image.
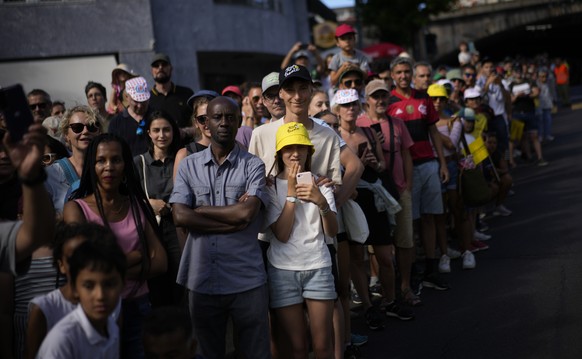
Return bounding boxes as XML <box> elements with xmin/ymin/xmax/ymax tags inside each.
<box><xmin>334</xmin><ymin>88</ymin><xmax>415</xmax><ymax>328</ymax></box>
<box><xmin>172</xmin><ymin>94</ymin><xmax>213</xmax><ymax>179</ymax></box>
<box><xmin>133</xmin><ymin>110</ymin><xmax>184</xmax><ymax>307</ymax></box>
<box><xmin>63</xmin><ymin>133</ymin><xmax>167</xmax><ymax>359</ymax></box>
<box><xmin>44</xmin><ymin>105</ymin><xmax>102</xmax><ymax>217</ymax></box>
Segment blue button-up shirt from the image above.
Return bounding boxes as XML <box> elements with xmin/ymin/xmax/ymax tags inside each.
<box><xmin>170</xmin><ymin>144</ymin><xmax>268</xmax><ymax>295</ymax></box>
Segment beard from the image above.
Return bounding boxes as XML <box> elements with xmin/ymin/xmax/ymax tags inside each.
<box><xmin>155</xmin><ymin>73</ymin><xmax>171</xmax><ymax>84</ymax></box>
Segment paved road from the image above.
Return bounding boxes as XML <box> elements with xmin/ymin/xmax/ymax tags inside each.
<box><xmin>353</xmin><ymin>95</ymin><xmax>582</xmax><ymax>358</ymax></box>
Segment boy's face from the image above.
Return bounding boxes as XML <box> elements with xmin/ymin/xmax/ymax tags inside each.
<box><xmin>486</xmin><ymin>136</ymin><xmax>498</xmax><ymax>152</ymax></box>
<box><xmin>336</xmin><ymin>33</ymin><xmax>356</xmax><ymax>52</ymax></box>
<box><xmin>74</xmin><ymin>267</ymin><xmax>123</xmax><ymax>327</ymax></box>
<box><xmin>144</xmin><ymin>329</ymin><xmax>197</xmax><ymax>359</ymax></box>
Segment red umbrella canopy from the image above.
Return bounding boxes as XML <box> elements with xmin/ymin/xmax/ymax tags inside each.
<box><xmin>363</xmin><ymin>42</ymin><xmax>406</xmax><ymax>60</ymax></box>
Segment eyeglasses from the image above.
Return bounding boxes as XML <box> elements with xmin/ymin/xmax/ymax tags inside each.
<box><xmin>136</xmin><ymin>120</ymin><xmax>146</xmax><ymax>135</ymax></box>
<box><xmin>69</xmin><ymin>123</ymin><xmax>100</xmax><ymax>134</ymax></box>
<box><xmin>41</xmin><ymin>153</ymin><xmax>57</xmax><ymax>166</ymax></box>
<box><xmin>29</xmin><ymin>102</ymin><xmax>48</xmax><ymax>110</ymax></box>
<box><xmin>195</xmin><ymin>115</ymin><xmax>207</xmax><ymax>124</ymax></box>
<box><xmin>262</xmin><ymin>92</ymin><xmax>280</xmax><ymax>102</ymax></box>
<box><xmin>464</xmin><ymin>73</ymin><xmax>476</xmax><ymax>78</ymax></box>
<box><xmin>431</xmin><ymin>96</ymin><xmax>447</xmax><ymax>102</ymax></box>
<box><xmin>342</xmin><ymin>79</ymin><xmax>363</xmax><ymax>88</ymax></box>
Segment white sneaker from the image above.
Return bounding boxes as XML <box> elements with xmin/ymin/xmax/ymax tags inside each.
<box><xmin>493</xmin><ymin>205</ymin><xmax>512</xmax><ymax>217</ymax></box>
<box><xmin>462</xmin><ymin>250</ymin><xmax>476</xmax><ymax>269</ymax></box>
<box><xmin>446</xmin><ymin>247</ymin><xmax>462</xmax><ymax>259</ymax></box>
<box><xmin>474</xmin><ymin>231</ymin><xmax>492</xmax><ymax>241</ymax></box>
<box><xmin>439</xmin><ymin>255</ymin><xmax>451</xmax><ymax>273</ymax></box>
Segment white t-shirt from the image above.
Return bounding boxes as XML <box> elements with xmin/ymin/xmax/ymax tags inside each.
<box><xmin>265</xmin><ymin>178</ymin><xmax>336</xmax><ymax>271</ymax></box>
<box><xmin>30</xmin><ymin>289</ymin><xmax>76</xmax><ymax>332</ymax></box>
<box><xmin>36</xmin><ymin>305</ymin><xmax>119</xmax><ymax>359</ymax></box>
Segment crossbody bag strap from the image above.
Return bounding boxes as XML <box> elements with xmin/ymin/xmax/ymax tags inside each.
<box><xmin>387</xmin><ymin>117</ymin><xmax>395</xmax><ymax>174</ymax></box>
<box><xmin>140</xmin><ymin>155</ymin><xmax>150</xmax><ymax>199</ymax></box>
<box><xmin>56</xmin><ymin>158</ymin><xmax>79</xmax><ymax>185</ymax></box>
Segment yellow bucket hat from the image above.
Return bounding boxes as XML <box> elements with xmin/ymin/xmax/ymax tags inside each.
<box><xmin>276</xmin><ymin>122</ymin><xmax>315</xmax><ymax>153</ymax></box>
<box><xmin>427</xmin><ymin>83</ymin><xmax>448</xmax><ymax>98</ymax></box>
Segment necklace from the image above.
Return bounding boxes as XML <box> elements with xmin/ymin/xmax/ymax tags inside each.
<box><xmin>107</xmin><ymin>199</ymin><xmax>126</xmax><ymax>214</ymax></box>
<box><xmin>340</xmin><ymin>126</ymin><xmax>357</xmax><ymax>134</ymax></box>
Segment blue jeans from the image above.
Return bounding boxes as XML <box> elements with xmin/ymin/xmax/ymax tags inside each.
<box><xmin>189</xmin><ymin>284</ymin><xmax>271</xmax><ymax>359</ymax></box>
<box><xmin>538</xmin><ymin>108</ymin><xmax>553</xmax><ymax>139</ymax></box>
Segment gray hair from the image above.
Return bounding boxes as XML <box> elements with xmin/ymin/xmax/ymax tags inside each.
<box><xmin>390</xmin><ymin>56</ymin><xmax>414</xmax><ymax>71</ymax></box>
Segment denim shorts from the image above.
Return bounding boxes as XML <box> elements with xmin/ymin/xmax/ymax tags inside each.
<box><xmin>412</xmin><ymin>160</ymin><xmax>444</xmax><ymax>219</ymax></box>
<box><xmin>267</xmin><ymin>263</ymin><xmax>337</xmax><ymax>308</ymax></box>
<box><xmin>442</xmin><ymin>160</ymin><xmax>459</xmax><ymax>191</ymax></box>
<box><xmin>513</xmin><ymin>111</ymin><xmax>537</xmax><ymax>133</ymax></box>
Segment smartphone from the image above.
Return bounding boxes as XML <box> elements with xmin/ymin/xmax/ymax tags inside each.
<box><xmin>299</xmin><ymin>43</ymin><xmax>308</xmax><ymax>50</ymax></box>
<box><xmin>296</xmin><ymin>171</ymin><xmax>312</xmax><ymax>185</ymax></box>
<box><xmin>370</xmin><ymin>123</ymin><xmax>382</xmax><ymax>134</ymax></box>
<box><xmin>0</xmin><ymin>84</ymin><xmax>34</xmax><ymax>142</ymax></box>
<box><xmin>357</xmin><ymin>142</ymin><xmax>368</xmax><ymax>157</ymax></box>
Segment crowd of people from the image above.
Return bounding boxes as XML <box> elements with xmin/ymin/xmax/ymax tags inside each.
<box><xmin>0</xmin><ymin>23</ymin><xmax>569</xmax><ymax>359</ymax></box>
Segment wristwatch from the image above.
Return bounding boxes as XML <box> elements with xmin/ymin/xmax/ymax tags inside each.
<box><xmin>286</xmin><ymin>196</ymin><xmax>298</xmax><ymax>203</ymax></box>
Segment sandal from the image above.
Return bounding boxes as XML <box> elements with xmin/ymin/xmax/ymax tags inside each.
<box><xmin>402</xmin><ymin>287</ymin><xmax>422</xmax><ymax>307</ymax></box>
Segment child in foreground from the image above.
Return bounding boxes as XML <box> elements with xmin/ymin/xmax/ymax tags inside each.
<box><xmin>143</xmin><ymin>306</ymin><xmax>200</xmax><ymax>359</ymax></box>
<box><xmin>36</xmin><ymin>233</ymin><xmax>126</xmax><ymax>358</ymax></box>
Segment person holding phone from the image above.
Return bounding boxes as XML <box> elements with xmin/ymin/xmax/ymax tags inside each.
<box><xmin>265</xmin><ymin>121</ymin><xmax>338</xmax><ymax>359</ymax></box>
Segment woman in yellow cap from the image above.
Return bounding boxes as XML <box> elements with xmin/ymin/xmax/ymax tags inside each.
<box><xmin>428</xmin><ymin>83</ymin><xmax>477</xmax><ymax>270</ymax></box>
<box><xmin>265</xmin><ymin>121</ymin><xmax>338</xmax><ymax>359</ymax></box>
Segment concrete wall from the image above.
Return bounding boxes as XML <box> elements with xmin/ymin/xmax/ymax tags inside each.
<box><xmin>149</xmin><ymin>0</ymin><xmax>310</xmax><ymax>90</ymax></box>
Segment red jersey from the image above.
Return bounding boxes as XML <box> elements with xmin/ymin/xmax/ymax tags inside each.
<box><xmin>387</xmin><ymin>88</ymin><xmax>438</xmax><ymax>162</ymax></box>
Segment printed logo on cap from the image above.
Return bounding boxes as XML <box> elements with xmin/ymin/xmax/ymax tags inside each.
<box><xmin>285</xmin><ymin>65</ymin><xmax>300</xmax><ymax>78</ymax></box>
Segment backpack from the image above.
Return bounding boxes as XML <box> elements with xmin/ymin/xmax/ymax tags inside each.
<box><xmin>55</xmin><ymin>158</ymin><xmax>80</xmax><ymax>204</ymax></box>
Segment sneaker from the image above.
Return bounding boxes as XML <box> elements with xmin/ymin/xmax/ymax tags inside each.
<box><xmin>369</xmin><ymin>283</ymin><xmax>383</xmax><ymax>298</ymax></box>
<box><xmin>383</xmin><ymin>301</ymin><xmax>415</xmax><ymax>321</ymax></box>
<box><xmin>493</xmin><ymin>205</ymin><xmax>512</xmax><ymax>217</ymax></box>
<box><xmin>537</xmin><ymin>159</ymin><xmax>549</xmax><ymax>167</ymax></box>
<box><xmin>350</xmin><ymin>333</ymin><xmax>368</xmax><ymax>347</ymax></box>
<box><xmin>446</xmin><ymin>247</ymin><xmax>462</xmax><ymax>259</ymax></box>
<box><xmin>344</xmin><ymin>344</ymin><xmax>362</xmax><ymax>359</ymax></box>
<box><xmin>438</xmin><ymin>255</ymin><xmax>451</xmax><ymax>273</ymax></box>
<box><xmin>462</xmin><ymin>250</ymin><xmax>476</xmax><ymax>269</ymax></box>
<box><xmin>365</xmin><ymin>306</ymin><xmax>385</xmax><ymax>331</ymax></box>
<box><xmin>351</xmin><ymin>289</ymin><xmax>362</xmax><ymax>305</ymax></box>
<box><xmin>422</xmin><ymin>273</ymin><xmax>450</xmax><ymax>291</ymax></box>
<box><xmin>474</xmin><ymin>231</ymin><xmax>492</xmax><ymax>241</ymax></box>
<box><xmin>471</xmin><ymin>239</ymin><xmax>489</xmax><ymax>251</ymax></box>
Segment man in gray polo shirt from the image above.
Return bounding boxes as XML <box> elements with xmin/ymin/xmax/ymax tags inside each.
<box><xmin>170</xmin><ymin>97</ymin><xmax>270</xmax><ymax>358</ymax></box>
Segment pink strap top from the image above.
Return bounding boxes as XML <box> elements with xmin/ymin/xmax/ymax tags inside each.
<box><xmin>73</xmin><ymin>199</ymin><xmax>149</xmax><ymax>299</ymax></box>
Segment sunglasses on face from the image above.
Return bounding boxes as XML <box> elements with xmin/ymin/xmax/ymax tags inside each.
<box><xmin>41</xmin><ymin>153</ymin><xmax>57</xmax><ymax>165</ymax></box>
<box><xmin>339</xmin><ymin>101</ymin><xmax>359</xmax><ymax>108</ymax></box>
<box><xmin>262</xmin><ymin>92</ymin><xmax>280</xmax><ymax>102</ymax></box>
<box><xmin>29</xmin><ymin>102</ymin><xmax>48</xmax><ymax>110</ymax></box>
<box><xmin>69</xmin><ymin>123</ymin><xmax>100</xmax><ymax>134</ymax></box>
<box><xmin>464</xmin><ymin>73</ymin><xmax>476</xmax><ymax>78</ymax></box>
<box><xmin>343</xmin><ymin>79</ymin><xmax>363</xmax><ymax>88</ymax></box>
<box><xmin>195</xmin><ymin>115</ymin><xmax>207</xmax><ymax>124</ymax></box>
<box><xmin>136</xmin><ymin>120</ymin><xmax>146</xmax><ymax>136</ymax></box>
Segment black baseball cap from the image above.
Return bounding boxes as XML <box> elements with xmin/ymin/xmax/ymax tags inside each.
<box><xmin>279</xmin><ymin>65</ymin><xmax>312</xmax><ymax>88</ymax></box>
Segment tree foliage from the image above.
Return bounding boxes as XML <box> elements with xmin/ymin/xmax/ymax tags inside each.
<box><xmin>357</xmin><ymin>0</ymin><xmax>457</xmax><ymax>47</ymax></box>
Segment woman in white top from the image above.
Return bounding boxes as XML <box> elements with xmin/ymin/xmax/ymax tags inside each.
<box><xmin>265</xmin><ymin>122</ymin><xmax>338</xmax><ymax>359</ymax></box>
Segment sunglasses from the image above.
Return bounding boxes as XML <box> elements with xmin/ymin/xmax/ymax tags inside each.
<box><xmin>339</xmin><ymin>101</ymin><xmax>359</xmax><ymax>108</ymax></box>
<box><xmin>262</xmin><ymin>92</ymin><xmax>280</xmax><ymax>102</ymax></box>
<box><xmin>69</xmin><ymin>123</ymin><xmax>100</xmax><ymax>134</ymax></box>
<box><xmin>195</xmin><ymin>115</ymin><xmax>207</xmax><ymax>124</ymax></box>
<box><xmin>464</xmin><ymin>73</ymin><xmax>476</xmax><ymax>78</ymax></box>
<box><xmin>42</xmin><ymin>153</ymin><xmax>57</xmax><ymax>165</ymax></box>
<box><xmin>136</xmin><ymin>120</ymin><xmax>146</xmax><ymax>135</ymax></box>
<box><xmin>29</xmin><ymin>102</ymin><xmax>48</xmax><ymax>110</ymax></box>
<box><xmin>343</xmin><ymin>79</ymin><xmax>363</xmax><ymax>88</ymax></box>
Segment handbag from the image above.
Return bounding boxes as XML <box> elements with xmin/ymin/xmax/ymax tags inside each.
<box><xmin>361</xmin><ymin>122</ymin><xmax>400</xmax><ymax>201</ymax></box>
<box><xmin>341</xmin><ymin>199</ymin><xmax>369</xmax><ymax>244</ymax></box>
<box><xmin>458</xmin><ymin>135</ymin><xmax>492</xmax><ymax>207</ymax></box>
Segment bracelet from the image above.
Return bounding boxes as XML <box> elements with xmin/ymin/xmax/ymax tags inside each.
<box><xmin>319</xmin><ymin>204</ymin><xmax>331</xmax><ymax>216</ymax></box>
<box><xmin>19</xmin><ymin>169</ymin><xmax>47</xmax><ymax>187</ymax></box>
<box><xmin>286</xmin><ymin>196</ymin><xmax>298</xmax><ymax>203</ymax></box>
